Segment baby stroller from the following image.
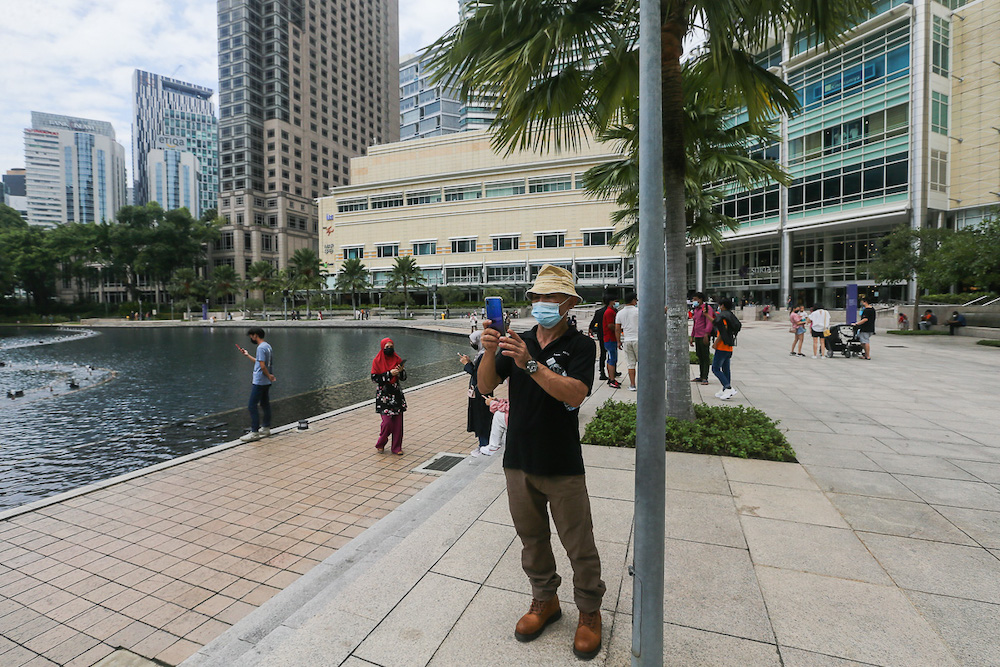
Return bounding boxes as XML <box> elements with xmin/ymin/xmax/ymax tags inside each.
<box><xmin>825</xmin><ymin>323</ymin><xmax>866</xmax><ymax>358</ymax></box>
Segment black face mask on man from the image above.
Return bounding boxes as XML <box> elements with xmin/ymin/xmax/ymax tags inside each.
<box><xmin>384</xmin><ymin>346</ymin><xmax>394</xmax><ymax>356</ymax></box>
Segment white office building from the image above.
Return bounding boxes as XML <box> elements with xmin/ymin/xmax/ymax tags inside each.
<box><xmin>23</xmin><ymin>112</ymin><xmax>127</xmax><ymax>227</ymax></box>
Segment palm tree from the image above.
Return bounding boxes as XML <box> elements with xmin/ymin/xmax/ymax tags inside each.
<box><xmin>386</xmin><ymin>256</ymin><xmax>426</xmax><ymax>318</ymax></box>
<box><xmin>585</xmin><ymin>69</ymin><xmax>788</xmax><ymax>254</ymax></box>
<box><xmin>334</xmin><ymin>257</ymin><xmax>370</xmax><ymax>310</ymax></box>
<box><xmin>210</xmin><ymin>264</ymin><xmax>242</xmax><ymax>319</ymax></box>
<box><xmin>168</xmin><ymin>267</ymin><xmax>204</xmax><ymax>320</ymax></box>
<box><xmin>427</xmin><ymin>0</ymin><xmax>869</xmax><ymax>420</ymax></box>
<box><xmin>288</xmin><ymin>248</ymin><xmax>325</xmax><ymax>319</ymax></box>
<box><xmin>246</xmin><ymin>260</ymin><xmax>276</xmax><ymax>319</ymax></box>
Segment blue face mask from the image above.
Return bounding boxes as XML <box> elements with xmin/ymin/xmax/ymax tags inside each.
<box><xmin>532</xmin><ymin>299</ymin><xmax>569</xmax><ymax>329</ymax></box>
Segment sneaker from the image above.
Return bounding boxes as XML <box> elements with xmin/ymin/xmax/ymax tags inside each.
<box><xmin>789</xmin><ymin>351</ymin><xmax>797</xmax><ymax>356</ymax></box>
<box><xmin>479</xmin><ymin>446</ymin><xmax>493</xmax><ymax>456</ymax></box>
<box><xmin>240</xmin><ymin>431</ymin><xmax>261</xmax><ymax>442</ymax></box>
<box><xmin>714</xmin><ymin>389</ymin><xmax>726</xmax><ymax>398</ymax></box>
<box><xmin>811</xmin><ymin>355</ymin><xmax>818</xmax><ymax>359</ymax></box>
<box><xmin>607</xmin><ymin>380</ymin><xmax>621</xmax><ymax>389</ymax></box>
<box><xmin>690</xmin><ymin>377</ymin><xmax>704</xmax><ymax>382</ymax></box>
<box><xmin>259</xmin><ymin>427</ymin><xmax>271</xmax><ymax>438</ymax></box>
<box><xmin>797</xmin><ymin>353</ymin><xmax>806</xmax><ymax>357</ymax></box>
<box><xmin>470</xmin><ymin>447</ymin><xmax>481</xmax><ymax>457</ymax></box>
<box><xmin>628</xmin><ymin>385</ymin><xmax>636</xmax><ymax>392</ymax></box>
<box><xmin>721</xmin><ymin>388</ymin><xmax>739</xmax><ymax>400</ymax></box>
<box><xmin>615</xmin><ymin>371</ymin><xmax>622</xmax><ymax>378</ymax></box>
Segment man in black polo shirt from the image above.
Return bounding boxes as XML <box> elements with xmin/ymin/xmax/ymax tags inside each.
<box><xmin>478</xmin><ymin>264</ymin><xmax>604</xmax><ymax>661</ymax></box>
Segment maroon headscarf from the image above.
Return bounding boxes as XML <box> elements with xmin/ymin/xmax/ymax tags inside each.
<box><xmin>371</xmin><ymin>337</ymin><xmax>400</xmax><ymax>381</ymax></box>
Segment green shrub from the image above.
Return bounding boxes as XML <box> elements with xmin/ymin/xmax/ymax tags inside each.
<box><xmin>977</xmin><ymin>339</ymin><xmax>1000</xmax><ymax>348</ymax></box>
<box><xmin>886</xmin><ymin>329</ymin><xmax>950</xmax><ymax>335</ymax></box>
<box><xmin>923</xmin><ymin>292</ymin><xmax>997</xmax><ymax>305</ymax></box>
<box><xmin>689</xmin><ymin>350</ymin><xmax>714</xmax><ymax>364</ymax></box>
<box><xmin>582</xmin><ymin>400</ymin><xmax>796</xmax><ymax>462</ymax></box>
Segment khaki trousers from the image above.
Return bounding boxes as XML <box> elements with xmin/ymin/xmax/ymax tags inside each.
<box><xmin>504</xmin><ymin>468</ymin><xmax>606</xmax><ymax>613</ymax></box>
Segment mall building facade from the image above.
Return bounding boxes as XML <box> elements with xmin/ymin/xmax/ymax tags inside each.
<box><xmin>694</xmin><ymin>0</ymin><xmax>1000</xmax><ymax>308</ymax></box>
<box><xmin>318</xmin><ymin>130</ymin><xmax>629</xmax><ymax>303</ymax></box>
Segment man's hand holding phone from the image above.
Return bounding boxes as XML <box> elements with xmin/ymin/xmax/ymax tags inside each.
<box><xmin>481</xmin><ymin>323</ymin><xmax>502</xmax><ymax>353</ymax></box>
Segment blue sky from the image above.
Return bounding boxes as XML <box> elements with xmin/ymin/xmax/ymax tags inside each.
<box><xmin>0</xmin><ymin>0</ymin><xmax>460</xmax><ymax>186</ymax></box>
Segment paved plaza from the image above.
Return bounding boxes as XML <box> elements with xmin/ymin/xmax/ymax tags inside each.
<box><xmin>1</xmin><ymin>317</ymin><xmax>998</xmax><ymax>666</ymax></box>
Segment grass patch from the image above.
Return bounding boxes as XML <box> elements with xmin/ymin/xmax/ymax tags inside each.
<box><xmin>582</xmin><ymin>400</ymin><xmax>796</xmax><ymax>462</ymax></box>
<box><xmin>886</xmin><ymin>329</ymin><xmax>950</xmax><ymax>335</ymax></box>
<box><xmin>689</xmin><ymin>351</ymin><xmax>713</xmax><ymax>364</ymax></box>
<box><xmin>977</xmin><ymin>339</ymin><xmax>1000</xmax><ymax>348</ymax></box>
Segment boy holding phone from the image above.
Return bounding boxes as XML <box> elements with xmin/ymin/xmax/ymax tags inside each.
<box><xmin>236</xmin><ymin>327</ymin><xmax>275</xmax><ymax>442</ymax></box>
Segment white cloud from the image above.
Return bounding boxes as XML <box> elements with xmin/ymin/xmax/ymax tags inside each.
<box><xmin>0</xmin><ymin>0</ymin><xmax>458</xmax><ymax>186</ymax></box>
<box><xmin>399</xmin><ymin>0</ymin><xmax>461</xmax><ymax>58</ymax></box>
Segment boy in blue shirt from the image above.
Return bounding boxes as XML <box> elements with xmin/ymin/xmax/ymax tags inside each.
<box><xmin>236</xmin><ymin>327</ymin><xmax>275</xmax><ymax>442</ymax></box>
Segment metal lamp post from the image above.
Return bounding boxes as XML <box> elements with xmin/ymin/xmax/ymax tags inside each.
<box><xmin>633</xmin><ymin>0</ymin><xmax>667</xmax><ymax>665</ymax></box>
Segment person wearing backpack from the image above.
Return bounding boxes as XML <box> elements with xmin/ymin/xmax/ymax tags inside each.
<box><xmin>711</xmin><ymin>298</ymin><xmax>741</xmax><ymax>400</ymax></box>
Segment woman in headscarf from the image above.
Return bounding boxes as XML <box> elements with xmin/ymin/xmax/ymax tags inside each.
<box><xmin>371</xmin><ymin>337</ymin><xmax>406</xmax><ymax>454</ymax></box>
<box><xmin>459</xmin><ymin>330</ymin><xmax>493</xmax><ymax>456</ymax></box>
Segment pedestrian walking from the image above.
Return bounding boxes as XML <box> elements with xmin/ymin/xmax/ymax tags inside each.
<box><xmin>477</xmin><ymin>264</ymin><xmax>605</xmax><ymax>660</ymax></box>
<box><xmin>236</xmin><ymin>327</ymin><xmax>275</xmax><ymax>442</ymax></box>
<box><xmin>856</xmin><ymin>297</ymin><xmax>876</xmax><ymax>360</ymax></box>
<box><xmin>808</xmin><ymin>303</ymin><xmax>831</xmax><ymax>358</ymax></box>
<box><xmin>615</xmin><ymin>292</ymin><xmax>639</xmax><ymax>391</ymax></box>
<box><xmin>588</xmin><ymin>296</ymin><xmax>611</xmax><ymax>381</ymax></box>
<box><xmin>601</xmin><ymin>294</ymin><xmax>621</xmax><ymax>388</ymax></box>
<box><xmin>371</xmin><ymin>337</ymin><xmax>406</xmax><ymax>454</ymax></box>
<box><xmin>470</xmin><ymin>312</ymin><xmax>479</xmax><ymax>332</ymax></box>
<box><xmin>711</xmin><ymin>298</ymin><xmax>741</xmax><ymax>400</ymax></box>
<box><xmin>689</xmin><ymin>292</ymin><xmax>715</xmax><ymax>385</ymax></box>
<box><xmin>461</xmin><ymin>331</ymin><xmax>493</xmax><ymax>455</ymax></box>
<box><xmin>789</xmin><ymin>305</ymin><xmax>807</xmax><ymax>356</ymax></box>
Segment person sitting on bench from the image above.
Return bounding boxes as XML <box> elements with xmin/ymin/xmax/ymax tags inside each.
<box><xmin>945</xmin><ymin>311</ymin><xmax>966</xmax><ymax>336</ymax></box>
<box><xmin>919</xmin><ymin>310</ymin><xmax>938</xmax><ymax>330</ymax></box>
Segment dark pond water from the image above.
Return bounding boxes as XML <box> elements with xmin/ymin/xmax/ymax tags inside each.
<box><xmin>0</xmin><ymin>326</ymin><xmax>468</xmax><ymax>510</ymax></box>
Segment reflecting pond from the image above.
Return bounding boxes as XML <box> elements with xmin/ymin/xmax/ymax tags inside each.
<box><xmin>0</xmin><ymin>326</ymin><xmax>468</xmax><ymax>510</ymax></box>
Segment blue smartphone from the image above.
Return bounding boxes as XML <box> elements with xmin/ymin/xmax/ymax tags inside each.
<box><xmin>485</xmin><ymin>297</ymin><xmax>504</xmax><ymax>331</ymax></box>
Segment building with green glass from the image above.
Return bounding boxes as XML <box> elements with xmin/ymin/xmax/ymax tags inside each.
<box><xmin>690</xmin><ymin>0</ymin><xmax>999</xmax><ymax>308</ymax></box>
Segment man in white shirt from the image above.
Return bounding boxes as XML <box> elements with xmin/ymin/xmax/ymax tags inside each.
<box><xmin>615</xmin><ymin>292</ymin><xmax>639</xmax><ymax>391</ymax></box>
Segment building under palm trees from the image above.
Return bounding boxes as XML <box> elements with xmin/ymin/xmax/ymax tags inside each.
<box><xmin>695</xmin><ymin>0</ymin><xmax>1000</xmax><ymax>308</ymax></box>
<box><xmin>318</xmin><ymin>129</ymin><xmax>630</xmax><ymax>303</ymax></box>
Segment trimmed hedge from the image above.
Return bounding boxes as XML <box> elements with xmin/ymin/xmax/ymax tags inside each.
<box><xmin>977</xmin><ymin>340</ymin><xmax>1000</xmax><ymax>348</ymax></box>
<box><xmin>689</xmin><ymin>350</ymin><xmax>713</xmax><ymax>364</ymax></box>
<box><xmin>582</xmin><ymin>400</ymin><xmax>796</xmax><ymax>462</ymax></box>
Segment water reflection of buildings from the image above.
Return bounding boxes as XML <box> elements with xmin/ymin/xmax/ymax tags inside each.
<box><xmin>691</xmin><ymin>0</ymin><xmax>1000</xmax><ymax>308</ymax></box>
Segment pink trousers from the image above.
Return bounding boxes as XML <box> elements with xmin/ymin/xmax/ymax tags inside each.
<box><xmin>376</xmin><ymin>413</ymin><xmax>403</xmax><ymax>454</ymax></box>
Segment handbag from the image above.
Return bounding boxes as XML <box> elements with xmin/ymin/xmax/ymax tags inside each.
<box><xmin>823</xmin><ymin>328</ymin><xmax>831</xmax><ymax>337</ymax></box>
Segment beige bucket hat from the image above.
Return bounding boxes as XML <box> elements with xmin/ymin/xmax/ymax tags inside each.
<box><xmin>526</xmin><ymin>264</ymin><xmax>580</xmax><ymax>299</ymax></box>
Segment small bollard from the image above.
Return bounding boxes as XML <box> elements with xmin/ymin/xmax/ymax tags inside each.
<box><xmin>298</xmin><ymin>420</ymin><xmax>309</xmax><ymax>430</ymax></box>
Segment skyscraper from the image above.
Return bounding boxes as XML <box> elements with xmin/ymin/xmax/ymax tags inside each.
<box><xmin>132</xmin><ymin>69</ymin><xmax>219</xmax><ymax>218</ymax></box>
<box><xmin>214</xmin><ymin>0</ymin><xmax>400</xmax><ymax>277</ymax></box>
<box><xmin>23</xmin><ymin>112</ymin><xmax>127</xmax><ymax>228</ymax></box>
<box><xmin>399</xmin><ymin>53</ymin><xmax>462</xmax><ymax>140</ymax></box>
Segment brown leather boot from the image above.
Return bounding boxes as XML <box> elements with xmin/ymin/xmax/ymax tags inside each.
<box><xmin>514</xmin><ymin>596</ymin><xmax>562</xmax><ymax>642</ymax></box>
<box><xmin>573</xmin><ymin>609</ymin><xmax>602</xmax><ymax>660</ymax></box>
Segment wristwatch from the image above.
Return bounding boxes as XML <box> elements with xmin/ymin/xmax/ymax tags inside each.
<box><xmin>525</xmin><ymin>360</ymin><xmax>539</xmax><ymax>375</ymax></box>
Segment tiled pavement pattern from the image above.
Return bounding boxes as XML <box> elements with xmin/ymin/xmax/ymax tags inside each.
<box><xmin>0</xmin><ymin>375</ymin><xmax>474</xmax><ymax>667</ymax></box>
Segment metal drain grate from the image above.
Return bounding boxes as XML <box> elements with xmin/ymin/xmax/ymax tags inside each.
<box><xmin>885</xmin><ymin>345</ymin><xmax>907</xmax><ymax>348</ymax></box>
<box><xmin>412</xmin><ymin>453</ymin><xmax>466</xmax><ymax>475</ymax></box>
